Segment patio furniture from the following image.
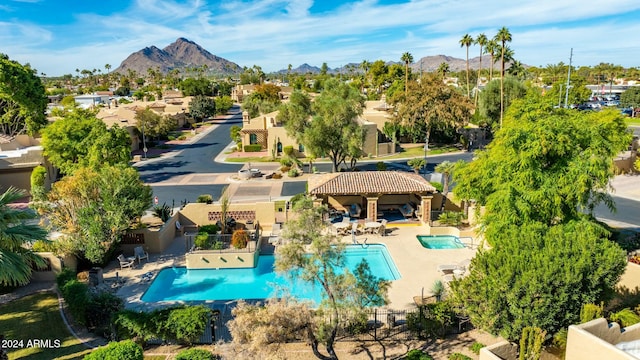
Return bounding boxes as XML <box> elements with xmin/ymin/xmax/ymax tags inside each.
<box><xmin>378</xmin><ymin>219</ymin><xmax>388</xmax><ymax>236</ymax></box>
<box><xmin>399</xmin><ymin>203</ymin><xmax>415</xmax><ymax>218</ymax></box>
<box><xmin>117</xmin><ymin>254</ymin><xmax>135</xmax><ymax>270</ymax></box>
<box><xmin>437</xmin><ymin>264</ymin><xmax>460</xmax><ymax>275</ymax></box>
<box><xmin>134</xmin><ymin>246</ymin><xmax>149</xmax><ymax>263</ymax></box>
<box><xmin>333</xmin><ymin>221</ymin><xmax>350</xmax><ymax>235</ymax></box>
<box><xmin>364</xmin><ymin>221</ymin><xmax>381</xmax><ymax>234</ymax></box>
<box><xmin>348</xmin><ymin>203</ymin><xmax>362</xmax><ymax>218</ymax></box>
<box><xmin>269</xmin><ymin>223</ymin><xmax>282</xmax><ymax>244</ymax></box>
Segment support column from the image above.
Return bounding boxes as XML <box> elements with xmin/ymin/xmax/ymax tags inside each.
<box><xmin>366</xmin><ymin>196</ymin><xmax>379</xmax><ymax>222</ymax></box>
<box><xmin>420</xmin><ymin>195</ymin><xmax>433</xmax><ymax>225</ymax></box>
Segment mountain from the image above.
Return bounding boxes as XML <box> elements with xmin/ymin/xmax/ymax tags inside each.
<box><xmin>114</xmin><ymin>38</ymin><xmax>242</xmax><ymax>75</ymax></box>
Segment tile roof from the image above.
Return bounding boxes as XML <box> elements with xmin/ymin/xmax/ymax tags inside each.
<box><xmin>309</xmin><ymin>171</ymin><xmax>436</xmax><ymax>195</ymax></box>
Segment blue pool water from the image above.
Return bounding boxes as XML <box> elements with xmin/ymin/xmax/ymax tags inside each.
<box><xmin>141</xmin><ymin>244</ymin><xmax>400</xmax><ymax>304</ymax></box>
<box><xmin>417</xmin><ymin>235</ymin><xmax>466</xmax><ymax>249</ymax></box>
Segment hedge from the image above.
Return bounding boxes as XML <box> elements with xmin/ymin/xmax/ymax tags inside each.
<box><xmin>243</xmin><ymin>144</ymin><xmax>262</xmax><ymax>152</ymax></box>
<box><xmin>84</xmin><ymin>340</ymin><xmax>143</xmax><ymax>360</ymax></box>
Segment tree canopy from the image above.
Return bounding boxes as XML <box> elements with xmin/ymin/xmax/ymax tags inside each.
<box><xmin>451</xmin><ymin>92</ymin><xmax>630</xmax><ymax>343</ymax></box>
<box><xmin>0</xmin><ymin>187</ymin><xmax>49</xmax><ymax>286</ymax></box>
<box><xmin>478</xmin><ymin>77</ymin><xmax>527</xmax><ymax>129</ymax></box>
<box><xmin>41</xmin><ymin>108</ymin><xmax>131</xmax><ymax>176</ymax></box>
<box><xmin>178</xmin><ymin>77</ymin><xmax>212</xmax><ymax>96</ymax></box>
<box><xmin>0</xmin><ymin>53</ymin><xmax>47</xmax><ymax>136</ymax></box>
<box><xmin>134</xmin><ymin>107</ymin><xmax>176</xmax><ymax>140</ymax></box>
<box><xmin>41</xmin><ymin>164</ymin><xmax>152</xmax><ymax>264</ymax></box>
<box><xmin>278</xmin><ymin>79</ymin><xmax>365</xmax><ymax>172</ymax></box>
<box><xmin>621</xmin><ymin>87</ymin><xmax>640</xmax><ymax>108</ymax></box>
<box><xmin>188</xmin><ymin>95</ymin><xmax>216</xmax><ymax>121</ymax></box>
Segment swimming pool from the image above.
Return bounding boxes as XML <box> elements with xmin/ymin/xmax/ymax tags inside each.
<box><xmin>141</xmin><ymin>244</ymin><xmax>400</xmax><ymax>304</ymax></box>
<box><xmin>417</xmin><ymin>235</ymin><xmax>466</xmax><ymax>249</ymax></box>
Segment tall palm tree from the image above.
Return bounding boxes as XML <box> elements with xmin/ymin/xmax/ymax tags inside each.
<box><xmin>475</xmin><ymin>33</ymin><xmax>488</xmax><ymax>107</ymax></box>
<box><xmin>0</xmin><ymin>187</ymin><xmax>49</xmax><ymax>286</ymax></box>
<box><xmin>495</xmin><ymin>27</ymin><xmax>512</xmax><ymax>126</ymax></box>
<box><xmin>438</xmin><ymin>62</ymin><xmax>450</xmax><ymax>81</ymax></box>
<box><xmin>459</xmin><ymin>34</ymin><xmax>474</xmax><ymax>98</ymax></box>
<box><xmin>485</xmin><ymin>39</ymin><xmax>498</xmax><ymax>81</ymax></box>
<box><xmin>360</xmin><ymin>60</ymin><xmax>371</xmax><ymax>92</ymax></box>
<box><xmin>435</xmin><ymin>161</ymin><xmax>456</xmax><ymax>212</ymax></box>
<box><xmin>401</xmin><ymin>52</ymin><xmax>414</xmax><ymax>95</ymax></box>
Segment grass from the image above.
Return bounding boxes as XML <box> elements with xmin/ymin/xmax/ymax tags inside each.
<box><xmin>625</xmin><ymin>117</ymin><xmax>640</xmax><ymax>126</ymax></box>
<box><xmin>225</xmin><ymin>156</ymin><xmax>274</xmax><ymax>163</ymax></box>
<box><xmin>0</xmin><ymin>292</ymin><xmax>92</xmax><ymax>360</ymax></box>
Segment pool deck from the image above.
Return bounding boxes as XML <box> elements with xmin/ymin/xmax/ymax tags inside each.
<box><xmin>106</xmin><ymin>225</ymin><xmax>478</xmax><ymax>311</ymax></box>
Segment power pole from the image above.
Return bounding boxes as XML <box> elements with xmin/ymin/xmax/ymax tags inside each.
<box><xmin>564</xmin><ymin>48</ymin><xmax>573</xmax><ymax>107</ymax></box>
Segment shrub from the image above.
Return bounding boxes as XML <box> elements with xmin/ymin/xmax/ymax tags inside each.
<box><xmin>580</xmin><ymin>303</ymin><xmax>603</xmax><ymax>323</ymax></box>
<box><xmin>407</xmin><ymin>301</ymin><xmax>456</xmax><ymax>339</ymax></box>
<box><xmin>153</xmin><ymin>203</ymin><xmax>172</xmax><ymax>222</ymax></box>
<box><xmin>56</xmin><ymin>267</ymin><xmax>77</xmax><ymax>289</ymax></box>
<box><xmin>175</xmin><ymin>348</ymin><xmax>217</xmax><ymax>360</ymax></box>
<box><xmin>376</xmin><ymin>161</ymin><xmax>387</xmax><ymax>171</ymax></box>
<box><xmin>62</xmin><ymin>280</ymin><xmax>90</xmax><ymax>325</ymax></box>
<box><xmin>438</xmin><ymin>211</ymin><xmax>464</xmax><ymax>226</ymax></box>
<box><xmin>407</xmin><ymin>158</ymin><xmax>426</xmax><ymax>173</ymax></box>
<box><xmin>448</xmin><ymin>353</ymin><xmax>472</xmax><ymax>360</ymax></box>
<box><xmin>84</xmin><ymin>340</ymin><xmax>143</xmax><ymax>360</ymax></box>
<box><xmin>610</xmin><ymin>308</ymin><xmax>640</xmax><ymax>327</ymax></box>
<box><xmin>280</xmin><ymin>165</ymin><xmax>291</xmax><ymax>172</ymax></box>
<box><xmin>431</xmin><ymin>182</ymin><xmax>444</xmax><ymax>192</ymax></box>
<box><xmin>32</xmin><ymin>240</ymin><xmax>55</xmax><ymax>253</ymax></box>
<box><xmin>86</xmin><ymin>292</ymin><xmax>124</xmax><ymax>337</ymax></box>
<box><xmin>178</xmin><ymin>135</ymin><xmax>187</xmax><ymax>140</ymax></box>
<box><xmin>272</xmin><ymin>172</ymin><xmax>282</xmax><ymax>179</ymax></box>
<box><xmin>212</xmin><ymin>241</ymin><xmax>224</xmax><ymax>250</ymax></box>
<box><xmin>195</xmin><ymin>232</ymin><xmax>211</xmax><ymax>249</ymax></box>
<box><xmin>199</xmin><ymin>224</ymin><xmax>219</xmax><ymax>234</ymax></box>
<box><xmin>287</xmin><ymin>168</ymin><xmax>300</xmax><ymax>177</ymax></box>
<box><xmin>197</xmin><ymin>194</ymin><xmax>213</xmax><ymax>204</ymax></box>
<box><xmin>30</xmin><ymin>165</ymin><xmax>47</xmax><ymax>201</ymax></box>
<box><xmin>167</xmin><ymin>135</ymin><xmax>176</xmax><ymax>141</ymax></box>
<box><xmin>470</xmin><ymin>342</ymin><xmax>486</xmax><ymax>355</ymax></box>
<box><xmin>519</xmin><ymin>326</ymin><xmax>546</xmax><ymax>360</ymax></box>
<box><xmin>231</xmin><ymin>229</ymin><xmax>249</xmax><ymax>249</ymax></box>
<box><xmin>279</xmin><ymin>157</ymin><xmax>293</xmax><ymax>167</ymax></box>
<box><xmin>283</xmin><ymin>145</ymin><xmax>294</xmax><ymax>156</ymax></box>
<box><xmin>243</xmin><ymin>144</ymin><xmax>262</xmax><ymax>152</ymax></box>
<box><xmin>164</xmin><ymin>305</ymin><xmax>212</xmax><ymax>345</ymax></box>
<box><xmin>406</xmin><ymin>349</ymin><xmax>434</xmax><ymax>360</ymax></box>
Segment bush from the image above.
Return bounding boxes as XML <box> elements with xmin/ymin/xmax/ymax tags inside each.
<box><xmin>470</xmin><ymin>342</ymin><xmax>486</xmax><ymax>355</ymax></box>
<box><xmin>167</xmin><ymin>135</ymin><xmax>176</xmax><ymax>141</ymax></box>
<box><xmin>405</xmin><ymin>349</ymin><xmax>434</xmax><ymax>360</ymax></box>
<box><xmin>164</xmin><ymin>305</ymin><xmax>212</xmax><ymax>345</ymax></box>
<box><xmin>283</xmin><ymin>145</ymin><xmax>294</xmax><ymax>156</ymax></box>
<box><xmin>30</xmin><ymin>165</ymin><xmax>47</xmax><ymax>201</ymax></box>
<box><xmin>272</xmin><ymin>172</ymin><xmax>282</xmax><ymax>179</ymax></box>
<box><xmin>431</xmin><ymin>182</ymin><xmax>444</xmax><ymax>192</ymax></box>
<box><xmin>376</xmin><ymin>161</ymin><xmax>387</xmax><ymax>171</ymax></box>
<box><xmin>280</xmin><ymin>157</ymin><xmax>293</xmax><ymax>167</ymax></box>
<box><xmin>175</xmin><ymin>348</ymin><xmax>217</xmax><ymax>360</ymax></box>
<box><xmin>243</xmin><ymin>144</ymin><xmax>262</xmax><ymax>152</ymax></box>
<box><xmin>56</xmin><ymin>268</ymin><xmax>77</xmax><ymax>288</ymax></box>
<box><xmin>195</xmin><ymin>232</ymin><xmax>211</xmax><ymax>249</ymax></box>
<box><xmin>287</xmin><ymin>168</ymin><xmax>300</xmax><ymax>177</ymax></box>
<box><xmin>438</xmin><ymin>211</ymin><xmax>464</xmax><ymax>226</ymax></box>
<box><xmin>407</xmin><ymin>301</ymin><xmax>456</xmax><ymax>339</ymax></box>
<box><xmin>32</xmin><ymin>240</ymin><xmax>55</xmax><ymax>253</ymax></box>
<box><xmin>448</xmin><ymin>353</ymin><xmax>472</xmax><ymax>360</ymax></box>
<box><xmin>231</xmin><ymin>229</ymin><xmax>249</xmax><ymax>249</ymax></box>
<box><xmin>199</xmin><ymin>224</ymin><xmax>219</xmax><ymax>234</ymax></box>
<box><xmin>153</xmin><ymin>203</ymin><xmax>172</xmax><ymax>222</ymax></box>
<box><xmin>178</xmin><ymin>135</ymin><xmax>186</xmax><ymax>140</ymax></box>
<box><xmin>197</xmin><ymin>194</ymin><xmax>213</xmax><ymax>204</ymax></box>
<box><xmin>84</xmin><ymin>340</ymin><xmax>143</xmax><ymax>360</ymax></box>
<box><xmin>280</xmin><ymin>165</ymin><xmax>291</xmax><ymax>172</ymax></box>
<box><xmin>86</xmin><ymin>292</ymin><xmax>124</xmax><ymax>337</ymax></box>
<box><xmin>62</xmin><ymin>280</ymin><xmax>90</xmax><ymax>325</ymax></box>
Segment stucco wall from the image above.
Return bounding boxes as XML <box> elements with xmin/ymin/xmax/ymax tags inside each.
<box><xmin>31</xmin><ymin>252</ymin><xmax>78</xmax><ymax>282</ymax></box>
<box><xmin>565</xmin><ymin>318</ymin><xmax>640</xmax><ymax>360</ymax></box>
<box><xmin>185</xmin><ymin>243</ymin><xmax>260</xmax><ymax>269</ymax></box>
<box><xmin>179</xmin><ymin>202</ymin><xmax>276</xmax><ymax>228</ymax></box>
<box><xmin>479</xmin><ymin>342</ymin><xmax>517</xmax><ymax>360</ymax></box>
<box><xmin>618</xmin><ymin>262</ymin><xmax>640</xmax><ymax>290</ymax></box>
<box><xmin>123</xmin><ymin>212</ymin><xmax>178</xmax><ymax>254</ymax></box>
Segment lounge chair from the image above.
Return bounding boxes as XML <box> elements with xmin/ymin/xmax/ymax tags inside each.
<box><xmin>117</xmin><ymin>254</ymin><xmax>135</xmax><ymax>270</ymax></box>
<box><xmin>134</xmin><ymin>246</ymin><xmax>149</xmax><ymax>263</ymax></box>
<box><xmin>399</xmin><ymin>203</ymin><xmax>415</xmax><ymax>218</ymax></box>
<box><xmin>437</xmin><ymin>264</ymin><xmax>460</xmax><ymax>274</ymax></box>
<box><xmin>378</xmin><ymin>219</ymin><xmax>388</xmax><ymax>236</ymax></box>
<box><xmin>269</xmin><ymin>223</ymin><xmax>282</xmax><ymax>245</ymax></box>
<box><xmin>348</xmin><ymin>203</ymin><xmax>362</xmax><ymax>218</ymax></box>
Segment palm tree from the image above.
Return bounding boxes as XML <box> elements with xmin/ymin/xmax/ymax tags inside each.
<box><xmin>360</xmin><ymin>60</ymin><xmax>371</xmax><ymax>92</ymax></box>
<box><xmin>495</xmin><ymin>27</ymin><xmax>512</xmax><ymax>126</ymax></box>
<box><xmin>475</xmin><ymin>33</ymin><xmax>488</xmax><ymax>107</ymax></box>
<box><xmin>435</xmin><ymin>161</ymin><xmax>456</xmax><ymax>212</ymax></box>
<box><xmin>437</xmin><ymin>62</ymin><xmax>450</xmax><ymax>81</ymax></box>
<box><xmin>459</xmin><ymin>34</ymin><xmax>474</xmax><ymax>98</ymax></box>
<box><xmin>485</xmin><ymin>39</ymin><xmax>498</xmax><ymax>81</ymax></box>
<box><xmin>507</xmin><ymin>60</ymin><xmax>526</xmax><ymax>79</ymax></box>
<box><xmin>401</xmin><ymin>52</ymin><xmax>414</xmax><ymax>95</ymax></box>
<box><xmin>0</xmin><ymin>187</ymin><xmax>49</xmax><ymax>286</ymax></box>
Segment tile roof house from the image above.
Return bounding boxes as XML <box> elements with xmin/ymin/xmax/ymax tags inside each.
<box><xmin>308</xmin><ymin>171</ymin><xmax>436</xmax><ymax>223</ymax></box>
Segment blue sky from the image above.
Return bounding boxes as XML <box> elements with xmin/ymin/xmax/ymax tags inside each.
<box><xmin>3</xmin><ymin>0</ymin><xmax>640</xmax><ymax>76</ymax></box>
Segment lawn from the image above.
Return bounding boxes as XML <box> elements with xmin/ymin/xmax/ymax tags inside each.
<box><xmin>0</xmin><ymin>292</ymin><xmax>91</xmax><ymax>360</ymax></box>
<box><xmin>625</xmin><ymin>117</ymin><xmax>640</xmax><ymax>126</ymax></box>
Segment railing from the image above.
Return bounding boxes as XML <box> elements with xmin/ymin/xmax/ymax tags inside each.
<box><xmin>186</xmin><ymin>224</ymin><xmax>261</xmax><ymax>254</ymax></box>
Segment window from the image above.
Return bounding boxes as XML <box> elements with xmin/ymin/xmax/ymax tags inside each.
<box><xmin>298</xmin><ymin>144</ymin><xmax>305</xmax><ymax>153</ymax></box>
<box><xmin>249</xmin><ymin>133</ymin><xmax>258</xmax><ymax>144</ymax></box>
<box><xmin>277</xmin><ymin>142</ymin><xmax>282</xmax><ymax>153</ymax></box>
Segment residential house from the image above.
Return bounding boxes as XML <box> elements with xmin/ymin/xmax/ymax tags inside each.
<box><xmin>0</xmin><ymin>135</ymin><xmax>53</xmax><ymax>194</ymax></box>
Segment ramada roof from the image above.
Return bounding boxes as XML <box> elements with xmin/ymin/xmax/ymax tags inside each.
<box><xmin>309</xmin><ymin>171</ymin><xmax>436</xmax><ymax>195</ymax></box>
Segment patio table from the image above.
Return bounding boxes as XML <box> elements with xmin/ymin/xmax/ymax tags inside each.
<box><xmin>364</xmin><ymin>222</ymin><xmax>382</xmax><ymax>234</ymax></box>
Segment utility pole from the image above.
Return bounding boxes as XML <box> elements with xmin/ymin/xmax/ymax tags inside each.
<box><xmin>564</xmin><ymin>48</ymin><xmax>573</xmax><ymax>107</ymax></box>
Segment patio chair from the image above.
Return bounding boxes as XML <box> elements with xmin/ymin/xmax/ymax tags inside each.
<box><xmin>269</xmin><ymin>223</ymin><xmax>282</xmax><ymax>245</ymax></box>
<box><xmin>399</xmin><ymin>203</ymin><xmax>415</xmax><ymax>218</ymax></box>
<box><xmin>134</xmin><ymin>246</ymin><xmax>149</xmax><ymax>263</ymax></box>
<box><xmin>437</xmin><ymin>264</ymin><xmax>460</xmax><ymax>275</ymax></box>
<box><xmin>117</xmin><ymin>254</ymin><xmax>135</xmax><ymax>270</ymax></box>
<box><xmin>378</xmin><ymin>219</ymin><xmax>388</xmax><ymax>236</ymax></box>
<box><xmin>348</xmin><ymin>203</ymin><xmax>362</xmax><ymax>218</ymax></box>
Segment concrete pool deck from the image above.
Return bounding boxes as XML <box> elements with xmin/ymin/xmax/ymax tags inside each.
<box><xmin>106</xmin><ymin>225</ymin><xmax>479</xmax><ymax>311</ymax></box>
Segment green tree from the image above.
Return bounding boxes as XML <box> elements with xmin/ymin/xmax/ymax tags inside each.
<box><xmin>437</xmin><ymin>62</ymin><xmax>450</xmax><ymax>80</ymax></box>
<box><xmin>134</xmin><ymin>108</ymin><xmax>176</xmax><ymax>140</ymax></box>
<box><xmin>484</xmin><ymin>39</ymin><xmax>499</xmax><ymax>81</ymax></box>
<box><xmin>478</xmin><ymin>78</ymin><xmax>527</xmax><ymax>129</ymax></box>
<box><xmin>189</xmin><ymin>95</ymin><xmax>216</xmax><ymax>122</ymax></box>
<box><xmin>475</xmin><ymin>33</ymin><xmax>488</xmax><ymax>107</ymax></box>
<box><xmin>41</xmin><ymin>108</ymin><xmax>131</xmax><ymax>175</ymax></box>
<box><xmin>178</xmin><ymin>77</ymin><xmax>212</xmax><ymax>96</ymax></box>
<box><xmin>29</xmin><ymin>165</ymin><xmax>47</xmax><ymax>202</ymax></box>
<box><xmin>459</xmin><ymin>34</ymin><xmax>474</xmax><ymax>98</ymax></box>
<box><xmin>0</xmin><ymin>53</ymin><xmax>48</xmax><ymax>136</ymax></box>
<box><xmin>495</xmin><ymin>27</ymin><xmax>513</xmax><ymax>125</ymax></box>
<box><xmin>435</xmin><ymin>160</ymin><xmax>456</xmax><ymax>211</ymax></box>
<box><xmin>620</xmin><ymin>87</ymin><xmax>640</xmax><ymax>109</ymax></box>
<box><xmin>401</xmin><ymin>52</ymin><xmax>414</xmax><ymax>95</ymax></box>
<box><xmin>41</xmin><ymin>165</ymin><xmax>152</xmax><ymax>264</ymax></box>
<box><xmin>0</xmin><ymin>187</ymin><xmax>49</xmax><ymax>286</ymax></box>
<box><xmin>214</xmin><ymin>95</ymin><xmax>234</xmax><ymax>115</ymax></box>
<box><xmin>226</xmin><ymin>198</ymin><xmax>390</xmax><ymax>359</ymax></box>
<box><xmin>391</xmin><ymin>73</ymin><xmax>473</xmax><ymax>146</ymax></box>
